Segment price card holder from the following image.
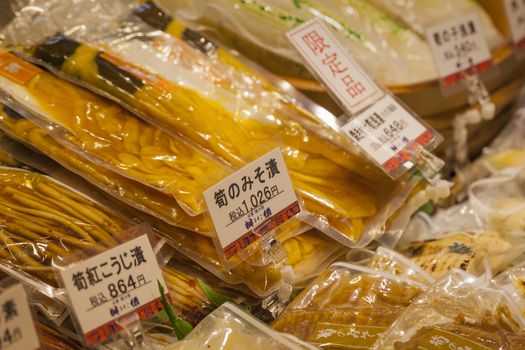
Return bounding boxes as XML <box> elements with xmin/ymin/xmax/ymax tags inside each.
<box><xmin>55</xmin><ymin>227</ymin><xmax>170</xmax><ymax>349</ymax></box>
<box><xmin>504</xmin><ymin>0</ymin><xmax>525</xmax><ymax>53</ymax></box>
<box><xmin>203</xmin><ymin>147</ymin><xmax>302</xmax><ymax>268</ymax></box>
<box><xmin>426</xmin><ymin>14</ymin><xmax>497</xmax><ymax>169</ymax></box>
<box><xmin>0</xmin><ymin>282</ymin><xmax>40</xmax><ymax>350</ymax></box>
<box><xmin>287</xmin><ymin>19</ymin><xmax>443</xmax><ymax>182</ymax></box>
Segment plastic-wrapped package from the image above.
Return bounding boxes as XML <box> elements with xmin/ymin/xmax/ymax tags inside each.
<box><xmin>0</xmin><ymin>105</ymin><xmax>211</xmax><ymax>233</ymax></box>
<box><xmin>158</xmin><ymin>0</ymin><xmax>437</xmax><ymax>86</ymax></box>
<box><xmin>492</xmin><ymin>262</ymin><xmax>525</xmax><ymax>318</ymax></box>
<box><xmin>373</xmin><ymin>269</ymin><xmax>525</xmax><ymax>350</ymax></box>
<box><xmin>165</xmin><ymin>302</ymin><xmax>317</xmax><ymax>350</ymax></box>
<box><xmin>0</xmin><ymin>129</ymin><xmax>344</xmax><ymax>298</ymax></box>
<box><xmin>37</xmin><ymin>322</ymin><xmax>81</xmax><ymax>350</ymax></box>
<box><xmin>1</xmin><ymin>2</ymin><xmax>430</xmax><ymax>248</ymax></box>
<box><xmin>398</xmin><ymin>230</ymin><xmax>518</xmax><ymax>280</ymax></box>
<box><xmin>368</xmin><ymin>0</ymin><xmax>505</xmax><ymax>50</ymax></box>
<box><xmin>272</xmin><ymin>262</ymin><xmax>427</xmax><ymax>348</ymax></box>
<box><xmin>469</xmin><ymin>171</ymin><xmax>525</xmax><ymax>233</ymax></box>
<box><xmin>0</xmin><ymin>166</ymin><xmax>128</xmax><ymax>296</ymax></box>
<box><xmin>0</xmin><ymin>52</ymin><xmax>230</xmax><ymax>218</ymax></box>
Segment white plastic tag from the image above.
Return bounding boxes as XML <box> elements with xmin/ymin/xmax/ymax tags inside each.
<box><xmin>59</xmin><ymin>235</ymin><xmax>168</xmax><ymax>347</ymax></box>
<box><xmin>342</xmin><ymin>95</ymin><xmax>434</xmax><ymax>174</ymax></box>
<box><xmin>286</xmin><ymin>19</ymin><xmax>383</xmax><ymax>115</ymax></box>
<box><xmin>0</xmin><ymin>284</ymin><xmax>39</xmax><ymax>350</ymax></box>
<box><xmin>203</xmin><ymin>148</ymin><xmax>300</xmax><ymax>260</ymax></box>
<box><xmin>504</xmin><ymin>0</ymin><xmax>525</xmax><ymax>48</ymax></box>
<box><xmin>426</xmin><ymin>14</ymin><xmax>493</xmax><ymax>87</ymax></box>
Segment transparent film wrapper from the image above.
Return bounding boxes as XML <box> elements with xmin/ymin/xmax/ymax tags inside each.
<box><xmin>0</xmin><ymin>166</ymin><xmax>138</xmax><ymax>301</ymax></box>
<box><xmin>469</xmin><ymin>170</ymin><xmax>525</xmax><ymax>234</ymax></box>
<box><xmin>162</xmin><ymin>302</ymin><xmax>317</xmax><ymax>350</ymax></box>
<box><xmin>0</xmin><ymin>133</ymin><xmax>345</xmax><ymax>298</ymax></box>
<box><xmin>373</xmin><ymin>269</ymin><xmax>525</xmax><ymax>350</ymax></box>
<box><xmin>156</xmin><ymin>0</ymin><xmax>441</xmax><ymax>87</ymax></box>
<box><xmin>492</xmin><ymin>261</ymin><xmax>525</xmax><ymax>320</ymax></box>
<box><xmin>0</xmin><ymin>104</ymin><xmax>213</xmax><ymax>235</ymax></box>
<box><xmin>2</xmin><ymin>0</ymin><xmax>430</xmax><ymax>250</ymax></box>
<box><xmin>272</xmin><ymin>261</ymin><xmax>427</xmax><ymax>349</ymax></box>
<box><xmin>0</xmin><ymin>51</ymin><xmax>231</xmax><ymax>220</ymax></box>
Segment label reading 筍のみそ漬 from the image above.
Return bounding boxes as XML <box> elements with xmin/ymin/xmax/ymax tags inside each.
<box><xmin>203</xmin><ymin>148</ymin><xmax>300</xmax><ymax>260</ymax></box>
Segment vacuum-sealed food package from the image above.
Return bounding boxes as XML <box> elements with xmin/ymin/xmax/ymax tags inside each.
<box><xmin>399</xmin><ymin>230</ymin><xmax>517</xmax><ymax>279</ymax></box>
<box><xmin>0</xmin><ymin>51</ymin><xmax>230</xmax><ymax>218</ymax></box>
<box><xmin>0</xmin><ymin>166</ymin><xmax>128</xmax><ymax>296</ymax></box>
<box><xmin>272</xmin><ymin>262</ymin><xmax>426</xmax><ymax>349</ymax></box>
<box><xmin>159</xmin><ymin>0</ymin><xmax>437</xmax><ymax>86</ymax></box>
<box><xmin>164</xmin><ymin>302</ymin><xmax>316</xmax><ymax>350</ymax></box>
<box><xmin>374</xmin><ymin>269</ymin><xmax>525</xmax><ymax>350</ymax></box>
<box><xmin>368</xmin><ymin>0</ymin><xmax>505</xmax><ymax>49</ymax></box>
<box><xmin>492</xmin><ymin>262</ymin><xmax>525</xmax><ymax>318</ymax></box>
<box><xmin>469</xmin><ymin>171</ymin><xmax>525</xmax><ymax>233</ymax></box>
<box><xmin>1</xmin><ymin>1</ymin><xmax>433</xmax><ymax>248</ymax></box>
<box><xmin>0</xmin><ymin>105</ymin><xmax>212</xmax><ymax>233</ymax></box>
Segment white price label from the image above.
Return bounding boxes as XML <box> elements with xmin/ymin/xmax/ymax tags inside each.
<box><xmin>342</xmin><ymin>95</ymin><xmax>434</xmax><ymax>173</ymax></box>
<box><xmin>203</xmin><ymin>148</ymin><xmax>300</xmax><ymax>260</ymax></box>
<box><xmin>0</xmin><ymin>284</ymin><xmax>39</xmax><ymax>350</ymax></box>
<box><xmin>287</xmin><ymin>19</ymin><xmax>383</xmax><ymax>115</ymax></box>
<box><xmin>504</xmin><ymin>0</ymin><xmax>525</xmax><ymax>48</ymax></box>
<box><xmin>60</xmin><ymin>235</ymin><xmax>168</xmax><ymax>347</ymax></box>
<box><xmin>426</xmin><ymin>14</ymin><xmax>493</xmax><ymax>86</ymax></box>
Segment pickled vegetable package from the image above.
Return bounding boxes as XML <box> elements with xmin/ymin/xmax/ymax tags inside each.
<box><xmin>272</xmin><ymin>262</ymin><xmax>426</xmax><ymax>349</ymax></box>
<box><xmin>373</xmin><ymin>269</ymin><xmax>525</xmax><ymax>350</ymax></box>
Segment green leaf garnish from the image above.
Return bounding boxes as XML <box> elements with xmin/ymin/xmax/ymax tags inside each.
<box><xmin>198</xmin><ymin>279</ymin><xmax>233</xmax><ymax>309</ymax></box>
<box><xmin>158</xmin><ymin>280</ymin><xmax>193</xmax><ymax>340</ymax></box>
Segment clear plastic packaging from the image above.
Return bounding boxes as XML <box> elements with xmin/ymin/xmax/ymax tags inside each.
<box><xmin>398</xmin><ymin>230</ymin><xmax>518</xmax><ymax>280</ymax></box>
<box><xmin>492</xmin><ymin>262</ymin><xmax>525</xmax><ymax>319</ymax></box>
<box><xmin>368</xmin><ymin>0</ymin><xmax>505</xmax><ymax>50</ymax></box>
<box><xmin>165</xmin><ymin>302</ymin><xmax>317</xmax><ymax>350</ymax></box>
<box><xmin>469</xmin><ymin>170</ymin><xmax>525</xmax><ymax>234</ymax></box>
<box><xmin>2</xmin><ymin>1</ymin><xmax>428</xmax><ymax>249</ymax></box>
<box><xmin>374</xmin><ymin>269</ymin><xmax>525</xmax><ymax>350</ymax></box>
<box><xmin>158</xmin><ymin>0</ymin><xmax>438</xmax><ymax>87</ymax></box>
<box><xmin>0</xmin><ymin>166</ymin><xmax>129</xmax><ymax>298</ymax></box>
<box><xmin>272</xmin><ymin>262</ymin><xmax>427</xmax><ymax>349</ymax></box>
<box><xmin>0</xmin><ymin>104</ymin><xmax>212</xmax><ymax>234</ymax></box>
<box><xmin>0</xmin><ymin>129</ymin><xmax>344</xmax><ymax>298</ymax></box>
<box><xmin>0</xmin><ymin>51</ymin><xmax>231</xmax><ymax>218</ymax></box>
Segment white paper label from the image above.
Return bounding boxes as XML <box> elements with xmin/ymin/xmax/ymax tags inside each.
<box><xmin>342</xmin><ymin>95</ymin><xmax>434</xmax><ymax>173</ymax></box>
<box><xmin>426</xmin><ymin>14</ymin><xmax>493</xmax><ymax>86</ymax></box>
<box><xmin>287</xmin><ymin>19</ymin><xmax>383</xmax><ymax>115</ymax></box>
<box><xmin>0</xmin><ymin>284</ymin><xmax>39</xmax><ymax>350</ymax></box>
<box><xmin>504</xmin><ymin>0</ymin><xmax>525</xmax><ymax>47</ymax></box>
<box><xmin>203</xmin><ymin>148</ymin><xmax>300</xmax><ymax>260</ymax></box>
<box><xmin>60</xmin><ymin>235</ymin><xmax>168</xmax><ymax>347</ymax></box>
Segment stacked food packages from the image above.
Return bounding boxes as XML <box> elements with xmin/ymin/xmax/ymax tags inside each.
<box><xmin>0</xmin><ymin>0</ymin><xmax>524</xmax><ymax>349</ymax></box>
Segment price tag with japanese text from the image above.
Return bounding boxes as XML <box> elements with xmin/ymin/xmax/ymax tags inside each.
<box><xmin>59</xmin><ymin>235</ymin><xmax>168</xmax><ymax>347</ymax></box>
<box><xmin>287</xmin><ymin>19</ymin><xmax>383</xmax><ymax>115</ymax></box>
<box><xmin>504</xmin><ymin>0</ymin><xmax>525</xmax><ymax>48</ymax></box>
<box><xmin>203</xmin><ymin>148</ymin><xmax>300</xmax><ymax>261</ymax></box>
<box><xmin>342</xmin><ymin>95</ymin><xmax>434</xmax><ymax>174</ymax></box>
<box><xmin>0</xmin><ymin>284</ymin><xmax>39</xmax><ymax>350</ymax></box>
<box><xmin>426</xmin><ymin>14</ymin><xmax>493</xmax><ymax>87</ymax></box>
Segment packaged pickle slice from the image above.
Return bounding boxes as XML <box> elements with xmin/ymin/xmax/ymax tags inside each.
<box><xmin>368</xmin><ymin>0</ymin><xmax>505</xmax><ymax>49</ymax></box>
<box><xmin>398</xmin><ymin>230</ymin><xmax>516</xmax><ymax>280</ymax></box>
<box><xmin>272</xmin><ymin>262</ymin><xmax>427</xmax><ymax>349</ymax></box>
<box><xmin>0</xmin><ymin>51</ymin><xmax>231</xmax><ymax>217</ymax></box>
<box><xmin>0</xmin><ymin>166</ymin><xmax>127</xmax><ymax>294</ymax></box>
<box><xmin>492</xmin><ymin>262</ymin><xmax>525</xmax><ymax>319</ymax></box>
<box><xmin>159</xmin><ymin>0</ymin><xmax>438</xmax><ymax>86</ymax></box>
<box><xmin>0</xmin><ymin>104</ymin><xmax>211</xmax><ymax>234</ymax></box>
<box><xmin>9</xmin><ymin>26</ymin><xmax>426</xmax><ymax>246</ymax></box>
<box><xmin>374</xmin><ymin>269</ymin><xmax>525</xmax><ymax>350</ymax></box>
<box><xmin>165</xmin><ymin>302</ymin><xmax>316</xmax><ymax>350</ymax></box>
